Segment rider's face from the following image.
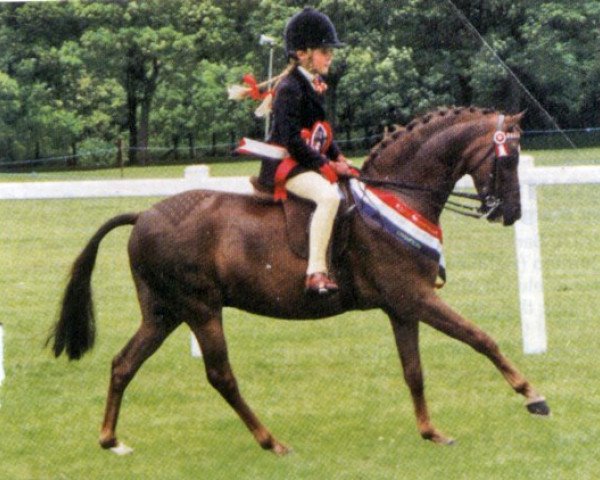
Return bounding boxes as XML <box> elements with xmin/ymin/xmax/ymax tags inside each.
<box><xmin>297</xmin><ymin>47</ymin><xmax>334</xmax><ymax>75</ymax></box>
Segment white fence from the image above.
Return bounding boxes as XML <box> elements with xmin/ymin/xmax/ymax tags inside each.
<box><xmin>0</xmin><ymin>324</ymin><xmax>5</xmax><ymax>387</ymax></box>
<box><xmin>0</xmin><ymin>165</ymin><xmax>252</xmax><ymax>199</ymax></box>
<box><xmin>2</xmin><ymin>157</ymin><xmax>599</xmax><ymax>355</ymax></box>
<box><xmin>457</xmin><ymin>156</ymin><xmax>600</xmax><ymax>354</ymax></box>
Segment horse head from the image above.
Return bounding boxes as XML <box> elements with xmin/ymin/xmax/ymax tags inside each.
<box><xmin>361</xmin><ymin>107</ymin><xmax>525</xmax><ymax>226</ymax></box>
<box><xmin>461</xmin><ymin>111</ymin><xmax>524</xmax><ymax>226</ymax></box>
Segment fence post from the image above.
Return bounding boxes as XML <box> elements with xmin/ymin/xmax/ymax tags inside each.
<box><xmin>0</xmin><ymin>323</ymin><xmax>5</xmax><ymax>387</ymax></box>
<box><xmin>514</xmin><ymin>155</ymin><xmax>547</xmax><ymax>354</ymax></box>
<box><xmin>116</xmin><ymin>138</ymin><xmax>124</xmax><ymax>177</ymax></box>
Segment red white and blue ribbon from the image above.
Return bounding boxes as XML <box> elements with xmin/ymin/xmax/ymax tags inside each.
<box><xmin>350</xmin><ymin>179</ymin><xmax>446</xmax><ymax>284</ymax></box>
<box><xmin>312</xmin><ymin>75</ymin><xmax>328</xmax><ymax>94</ymax></box>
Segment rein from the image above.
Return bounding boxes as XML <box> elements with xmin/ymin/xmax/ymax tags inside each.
<box><xmin>356</xmin><ymin>175</ymin><xmax>488</xmax><ymax>219</ymax></box>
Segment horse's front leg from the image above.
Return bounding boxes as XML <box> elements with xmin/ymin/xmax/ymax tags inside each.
<box><xmin>418</xmin><ymin>293</ymin><xmax>550</xmax><ymax>415</ymax></box>
<box><xmin>388</xmin><ymin>315</ymin><xmax>454</xmax><ymax>445</ymax></box>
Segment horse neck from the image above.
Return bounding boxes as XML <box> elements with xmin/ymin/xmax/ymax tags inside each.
<box><xmin>362</xmin><ymin>117</ymin><xmax>486</xmax><ymax>222</ymax></box>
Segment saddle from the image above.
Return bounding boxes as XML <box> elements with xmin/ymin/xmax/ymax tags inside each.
<box><xmin>249</xmin><ymin>176</ymin><xmax>354</xmax><ymax>261</ymax></box>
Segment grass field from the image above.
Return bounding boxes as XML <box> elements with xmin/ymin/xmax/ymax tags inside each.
<box><xmin>1</xmin><ymin>149</ymin><xmax>599</xmax><ymax>479</ymax></box>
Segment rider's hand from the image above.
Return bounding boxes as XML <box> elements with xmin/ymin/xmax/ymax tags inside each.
<box><xmin>330</xmin><ymin>159</ymin><xmax>352</xmax><ymax>177</ymax></box>
<box><xmin>336</xmin><ymin>154</ymin><xmax>353</xmax><ymax>166</ymax></box>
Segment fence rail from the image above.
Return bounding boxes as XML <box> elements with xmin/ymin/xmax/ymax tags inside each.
<box><xmin>0</xmin><ymin>167</ymin><xmax>251</xmax><ymax>200</ymax></box>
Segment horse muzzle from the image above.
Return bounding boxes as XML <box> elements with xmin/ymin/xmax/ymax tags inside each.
<box><xmin>499</xmin><ymin>184</ymin><xmax>522</xmax><ymax>226</ymax></box>
<box><xmin>501</xmin><ymin>202</ymin><xmax>521</xmax><ymax>226</ymax></box>
<box><xmin>479</xmin><ymin>196</ymin><xmax>521</xmax><ymax>226</ymax></box>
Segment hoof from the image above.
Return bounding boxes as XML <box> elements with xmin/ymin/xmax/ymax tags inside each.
<box><xmin>259</xmin><ymin>434</ymin><xmax>291</xmax><ymax>456</ymax></box>
<box><xmin>109</xmin><ymin>442</ymin><xmax>134</xmax><ymax>456</ymax></box>
<box><xmin>433</xmin><ymin>436</ymin><xmax>456</xmax><ymax>446</ymax></box>
<box><xmin>271</xmin><ymin>442</ymin><xmax>292</xmax><ymax>456</ymax></box>
<box><xmin>422</xmin><ymin>430</ymin><xmax>456</xmax><ymax>446</ymax></box>
<box><xmin>526</xmin><ymin>399</ymin><xmax>551</xmax><ymax>416</ymax></box>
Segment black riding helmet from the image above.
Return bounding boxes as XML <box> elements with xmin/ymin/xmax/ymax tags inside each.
<box><xmin>284</xmin><ymin>7</ymin><xmax>345</xmax><ymax>57</ymax></box>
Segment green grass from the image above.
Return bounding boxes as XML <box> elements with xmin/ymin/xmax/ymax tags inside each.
<box><xmin>526</xmin><ymin>146</ymin><xmax>600</xmax><ymax>166</ymax></box>
<box><xmin>1</xmin><ymin>153</ymin><xmax>599</xmax><ymax>479</ymax></box>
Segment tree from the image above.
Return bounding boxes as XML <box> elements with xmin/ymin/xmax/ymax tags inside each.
<box><xmin>0</xmin><ymin>1</ymin><xmax>85</xmax><ymax>162</ymax></box>
<box><xmin>2</xmin><ymin>0</ymin><xmax>600</xmax><ymax>167</ymax></box>
<box><xmin>426</xmin><ymin>0</ymin><xmax>599</xmax><ymax>128</ymax></box>
<box><xmin>77</xmin><ymin>0</ymin><xmax>235</xmax><ymax>164</ymax></box>
<box><xmin>0</xmin><ymin>71</ymin><xmax>20</xmax><ymax>162</ymax></box>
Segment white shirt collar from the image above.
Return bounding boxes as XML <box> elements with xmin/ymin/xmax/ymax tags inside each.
<box><xmin>297</xmin><ymin>66</ymin><xmax>317</xmax><ymax>89</ymax></box>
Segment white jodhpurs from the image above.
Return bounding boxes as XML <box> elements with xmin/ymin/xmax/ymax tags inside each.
<box><xmin>285</xmin><ymin>171</ymin><xmax>341</xmax><ymax>275</ymax></box>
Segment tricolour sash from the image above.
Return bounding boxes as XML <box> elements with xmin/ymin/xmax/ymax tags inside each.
<box><xmin>349</xmin><ymin>179</ymin><xmax>446</xmax><ymax>286</ymax></box>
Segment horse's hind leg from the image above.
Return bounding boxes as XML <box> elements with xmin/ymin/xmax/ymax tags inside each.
<box><xmin>187</xmin><ymin>312</ymin><xmax>290</xmax><ymax>455</ymax></box>
<box><xmin>388</xmin><ymin>315</ymin><xmax>454</xmax><ymax>445</ymax></box>
<box><xmin>99</xmin><ymin>280</ymin><xmax>179</xmax><ymax>454</ymax></box>
<box><xmin>419</xmin><ymin>294</ymin><xmax>549</xmax><ymax>414</ymax></box>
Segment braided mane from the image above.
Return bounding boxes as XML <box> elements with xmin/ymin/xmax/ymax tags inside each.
<box><xmin>363</xmin><ymin>106</ymin><xmax>497</xmax><ymax>170</ymax></box>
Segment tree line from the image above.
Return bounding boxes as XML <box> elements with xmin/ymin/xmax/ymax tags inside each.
<box><xmin>1</xmin><ymin>0</ymin><xmax>599</xmax><ymax>166</ymax></box>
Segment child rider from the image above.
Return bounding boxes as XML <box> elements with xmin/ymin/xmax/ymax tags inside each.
<box><xmin>258</xmin><ymin>7</ymin><xmax>353</xmax><ymax>295</ymax></box>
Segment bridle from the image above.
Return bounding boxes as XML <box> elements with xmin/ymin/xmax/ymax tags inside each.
<box><xmin>472</xmin><ymin>114</ymin><xmax>521</xmax><ymax>219</ymax></box>
<box><xmin>358</xmin><ymin>114</ymin><xmax>521</xmax><ymax>219</ymax></box>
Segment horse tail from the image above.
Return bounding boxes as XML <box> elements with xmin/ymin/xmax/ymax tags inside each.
<box><xmin>48</xmin><ymin>213</ymin><xmax>139</xmax><ymax>360</ymax></box>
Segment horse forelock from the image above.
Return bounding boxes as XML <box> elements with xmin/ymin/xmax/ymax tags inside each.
<box><xmin>363</xmin><ymin>106</ymin><xmax>499</xmax><ymax>171</ymax></box>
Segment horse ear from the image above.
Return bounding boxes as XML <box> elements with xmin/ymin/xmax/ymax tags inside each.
<box><xmin>506</xmin><ymin>110</ymin><xmax>526</xmax><ymax>129</ymax></box>
<box><xmin>511</xmin><ymin>110</ymin><xmax>526</xmax><ymax>124</ymax></box>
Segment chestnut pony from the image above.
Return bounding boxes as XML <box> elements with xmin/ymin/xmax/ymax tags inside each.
<box><xmin>49</xmin><ymin>107</ymin><xmax>549</xmax><ymax>455</ymax></box>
